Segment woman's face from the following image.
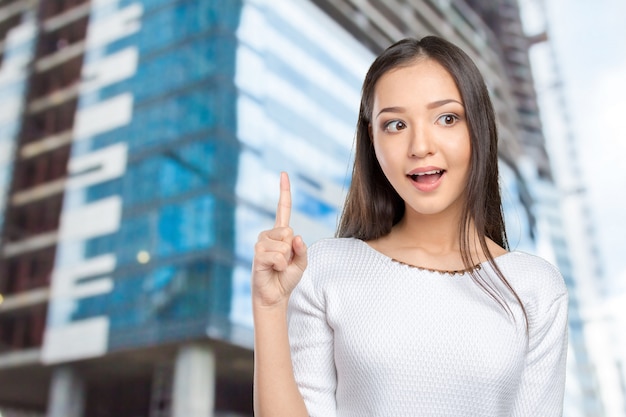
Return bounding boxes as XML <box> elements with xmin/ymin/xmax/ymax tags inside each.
<box><xmin>370</xmin><ymin>58</ymin><xmax>471</xmax><ymax>220</ymax></box>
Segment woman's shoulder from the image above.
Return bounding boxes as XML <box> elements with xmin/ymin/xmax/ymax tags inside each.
<box><xmin>294</xmin><ymin>238</ymin><xmax>367</xmax><ymax>298</ymax></box>
<box><xmin>306</xmin><ymin>237</ymin><xmax>370</xmax><ymax>266</ymax></box>
<box><xmin>304</xmin><ymin>237</ymin><xmax>373</xmax><ymax>277</ymax></box>
<box><xmin>308</xmin><ymin>237</ymin><xmax>364</xmax><ymax>255</ymax></box>
<box><xmin>493</xmin><ymin>251</ymin><xmax>568</xmax><ymax>304</ymax></box>
<box><xmin>496</xmin><ymin>250</ymin><xmax>563</xmax><ymax>279</ymax></box>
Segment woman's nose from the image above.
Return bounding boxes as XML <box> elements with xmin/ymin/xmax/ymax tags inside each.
<box><xmin>409</xmin><ymin>125</ymin><xmax>435</xmax><ymax>158</ymax></box>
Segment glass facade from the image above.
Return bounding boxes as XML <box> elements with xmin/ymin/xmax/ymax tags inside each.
<box><xmin>42</xmin><ymin>0</ymin><xmax>373</xmax><ymax>363</ymax></box>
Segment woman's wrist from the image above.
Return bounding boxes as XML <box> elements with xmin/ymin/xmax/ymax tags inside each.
<box><xmin>252</xmin><ymin>296</ymin><xmax>290</xmax><ymax>315</ymax></box>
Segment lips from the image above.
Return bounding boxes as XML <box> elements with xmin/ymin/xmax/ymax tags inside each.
<box><xmin>406</xmin><ymin>168</ymin><xmax>446</xmax><ymax>192</ymax></box>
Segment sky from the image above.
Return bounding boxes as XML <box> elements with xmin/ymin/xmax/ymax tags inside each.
<box><xmin>524</xmin><ymin>0</ymin><xmax>626</xmax><ymax>295</ymax></box>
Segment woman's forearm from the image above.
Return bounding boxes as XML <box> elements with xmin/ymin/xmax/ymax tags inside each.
<box><xmin>253</xmin><ymin>301</ymin><xmax>308</xmax><ymax>417</ymax></box>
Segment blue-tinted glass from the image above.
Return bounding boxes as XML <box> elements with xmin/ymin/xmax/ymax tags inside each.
<box><xmin>86</xmin><ymin>86</ymin><xmax>237</xmax><ymax>154</ymax></box>
<box><xmin>104</xmin><ymin>1</ymin><xmax>242</xmax><ymax>55</ymax></box>
<box><xmin>263</xmin><ymin>7</ymin><xmax>363</xmax><ymax>88</ymax></box>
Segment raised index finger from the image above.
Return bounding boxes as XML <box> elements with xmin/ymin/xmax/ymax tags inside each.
<box><xmin>275</xmin><ymin>171</ymin><xmax>292</xmax><ymax>228</ymax></box>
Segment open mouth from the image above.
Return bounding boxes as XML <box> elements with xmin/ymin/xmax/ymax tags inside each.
<box><xmin>408</xmin><ymin>169</ymin><xmax>445</xmax><ymax>184</ymax></box>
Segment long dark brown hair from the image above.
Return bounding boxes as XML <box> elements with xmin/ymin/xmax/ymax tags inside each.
<box><xmin>337</xmin><ymin>36</ymin><xmax>526</xmax><ymax>326</ymax></box>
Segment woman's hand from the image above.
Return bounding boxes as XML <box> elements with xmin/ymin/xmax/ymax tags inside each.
<box><xmin>252</xmin><ymin>172</ymin><xmax>308</xmax><ymax>308</ymax></box>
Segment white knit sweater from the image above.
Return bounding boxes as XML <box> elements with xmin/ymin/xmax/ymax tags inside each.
<box><xmin>288</xmin><ymin>238</ymin><xmax>568</xmax><ymax>417</ymax></box>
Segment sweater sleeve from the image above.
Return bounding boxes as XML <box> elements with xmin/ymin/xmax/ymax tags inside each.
<box><xmin>511</xmin><ymin>288</ymin><xmax>568</xmax><ymax>416</ymax></box>
<box><xmin>288</xmin><ymin>266</ymin><xmax>337</xmax><ymax>417</ymax></box>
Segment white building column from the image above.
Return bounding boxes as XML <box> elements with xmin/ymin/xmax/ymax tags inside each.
<box><xmin>172</xmin><ymin>343</ymin><xmax>216</xmax><ymax>417</ymax></box>
<box><xmin>46</xmin><ymin>366</ymin><xmax>85</xmax><ymax>417</ymax></box>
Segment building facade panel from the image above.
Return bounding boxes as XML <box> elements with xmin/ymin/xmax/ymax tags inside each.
<box><xmin>0</xmin><ymin>12</ymin><xmax>37</xmax><ymax>242</ymax></box>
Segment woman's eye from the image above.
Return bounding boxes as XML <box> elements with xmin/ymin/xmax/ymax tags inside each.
<box><xmin>436</xmin><ymin>114</ymin><xmax>459</xmax><ymax>126</ymax></box>
<box><xmin>384</xmin><ymin>120</ymin><xmax>407</xmax><ymax>132</ymax></box>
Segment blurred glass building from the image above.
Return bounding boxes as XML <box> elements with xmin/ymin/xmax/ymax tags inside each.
<box><xmin>518</xmin><ymin>0</ymin><xmax>623</xmax><ymax>415</ymax></box>
<box><xmin>0</xmin><ymin>0</ymin><xmax>603</xmax><ymax>416</ymax></box>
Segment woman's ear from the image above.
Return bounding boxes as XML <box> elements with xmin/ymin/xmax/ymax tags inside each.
<box><xmin>368</xmin><ymin>123</ymin><xmax>373</xmax><ymax>141</ymax></box>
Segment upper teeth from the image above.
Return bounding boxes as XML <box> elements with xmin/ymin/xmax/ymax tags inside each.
<box><xmin>414</xmin><ymin>170</ymin><xmax>442</xmax><ymax>176</ymax></box>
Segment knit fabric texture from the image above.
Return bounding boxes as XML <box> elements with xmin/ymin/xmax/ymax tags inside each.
<box><xmin>288</xmin><ymin>238</ymin><xmax>568</xmax><ymax>417</ymax></box>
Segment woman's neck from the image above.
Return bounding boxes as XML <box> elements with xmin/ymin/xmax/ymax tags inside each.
<box><xmin>367</xmin><ymin>209</ymin><xmax>494</xmax><ymax>271</ymax></box>
<box><xmin>394</xmin><ymin>209</ymin><xmax>466</xmax><ymax>254</ymax></box>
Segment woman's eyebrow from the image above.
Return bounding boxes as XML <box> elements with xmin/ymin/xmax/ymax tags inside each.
<box><xmin>427</xmin><ymin>99</ymin><xmax>463</xmax><ymax>109</ymax></box>
<box><xmin>375</xmin><ymin>106</ymin><xmax>406</xmax><ymax>118</ymax></box>
<box><xmin>376</xmin><ymin>99</ymin><xmax>463</xmax><ymax>118</ymax></box>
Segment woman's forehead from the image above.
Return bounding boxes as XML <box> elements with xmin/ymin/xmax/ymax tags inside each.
<box><xmin>372</xmin><ymin>59</ymin><xmax>462</xmax><ymax>109</ymax></box>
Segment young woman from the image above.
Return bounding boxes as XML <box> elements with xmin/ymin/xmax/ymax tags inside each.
<box><xmin>252</xmin><ymin>36</ymin><xmax>568</xmax><ymax>417</ymax></box>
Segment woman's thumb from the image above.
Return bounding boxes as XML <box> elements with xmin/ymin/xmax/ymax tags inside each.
<box><xmin>291</xmin><ymin>235</ymin><xmax>308</xmax><ymax>272</ymax></box>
